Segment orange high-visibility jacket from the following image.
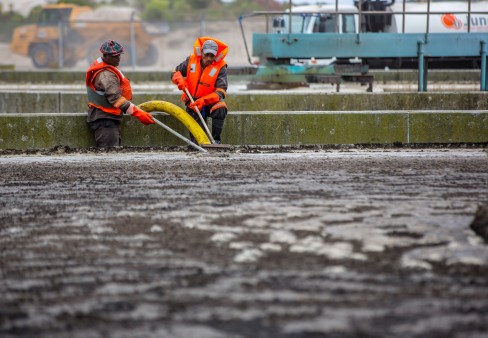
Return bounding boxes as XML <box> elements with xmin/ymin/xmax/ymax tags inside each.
<box><xmin>86</xmin><ymin>57</ymin><xmax>132</xmax><ymax>116</ymax></box>
<box><xmin>183</xmin><ymin>37</ymin><xmax>228</xmax><ymax>102</ymax></box>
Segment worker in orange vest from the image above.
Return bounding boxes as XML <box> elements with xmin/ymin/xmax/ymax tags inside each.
<box><xmin>86</xmin><ymin>40</ymin><xmax>155</xmax><ymax>147</ymax></box>
<box><xmin>171</xmin><ymin>37</ymin><xmax>228</xmax><ymax>144</ymax></box>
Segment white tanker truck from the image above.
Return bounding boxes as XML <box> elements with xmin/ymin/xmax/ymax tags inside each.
<box><xmin>363</xmin><ymin>0</ymin><xmax>488</xmax><ymax>33</ymax></box>
<box><xmin>271</xmin><ymin>0</ymin><xmax>488</xmax><ymax>68</ymax></box>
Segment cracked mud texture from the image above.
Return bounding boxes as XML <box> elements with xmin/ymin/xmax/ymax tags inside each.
<box><xmin>1</xmin><ymin>147</ymin><xmax>488</xmax><ymax>338</ymax></box>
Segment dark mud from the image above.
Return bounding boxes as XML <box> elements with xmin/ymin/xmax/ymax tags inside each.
<box><xmin>1</xmin><ymin>148</ymin><xmax>487</xmax><ymax>338</ymax></box>
<box><xmin>0</xmin><ymin>142</ymin><xmax>486</xmax><ymax>156</ymax></box>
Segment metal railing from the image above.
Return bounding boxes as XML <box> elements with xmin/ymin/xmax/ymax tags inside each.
<box><xmin>240</xmin><ymin>0</ymin><xmax>488</xmax><ymax>34</ymax></box>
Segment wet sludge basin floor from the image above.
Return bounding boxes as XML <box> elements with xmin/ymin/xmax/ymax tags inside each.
<box><xmin>1</xmin><ymin>145</ymin><xmax>487</xmax><ymax>337</ymax></box>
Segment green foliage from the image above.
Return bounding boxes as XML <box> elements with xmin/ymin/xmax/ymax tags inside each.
<box><xmin>137</xmin><ymin>0</ymin><xmax>284</xmax><ymax>21</ymax></box>
<box><xmin>144</xmin><ymin>0</ymin><xmax>171</xmax><ymax>20</ymax></box>
<box><xmin>0</xmin><ymin>9</ymin><xmax>32</xmax><ymax>42</ymax></box>
<box><xmin>27</xmin><ymin>5</ymin><xmax>43</xmax><ymax>22</ymax></box>
<box><xmin>111</xmin><ymin>0</ymin><xmax>131</xmax><ymax>5</ymax></box>
<box><xmin>188</xmin><ymin>0</ymin><xmax>210</xmax><ymax>9</ymax></box>
<box><xmin>55</xmin><ymin>0</ymin><xmax>95</xmax><ymax>6</ymax></box>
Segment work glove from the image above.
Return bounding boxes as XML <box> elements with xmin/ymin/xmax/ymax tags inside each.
<box><xmin>172</xmin><ymin>71</ymin><xmax>186</xmax><ymax>91</ymax></box>
<box><xmin>188</xmin><ymin>98</ymin><xmax>204</xmax><ymax>112</ymax></box>
<box><xmin>127</xmin><ymin>103</ymin><xmax>155</xmax><ymax>125</ymax></box>
<box><xmin>188</xmin><ymin>92</ymin><xmax>220</xmax><ymax>112</ymax></box>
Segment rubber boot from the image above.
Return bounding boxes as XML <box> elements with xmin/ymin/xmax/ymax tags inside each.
<box><xmin>212</xmin><ymin>118</ymin><xmax>224</xmax><ymax>144</ymax></box>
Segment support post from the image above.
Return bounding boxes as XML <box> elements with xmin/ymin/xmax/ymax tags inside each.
<box><xmin>481</xmin><ymin>40</ymin><xmax>487</xmax><ymax>91</ymax></box>
<box><xmin>58</xmin><ymin>20</ymin><xmax>63</xmax><ymax>68</ymax></box>
<box><xmin>356</xmin><ymin>0</ymin><xmax>362</xmax><ymax>44</ymax></box>
<box><xmin>200</xmin><ymin>16</ymin><xmax>206</xmax><ymax>36</ymax></box>
<box><xmin>486</xmin><ymin>56</ymin><xmax>488</xmax><ymax>92</ymax></box>
<box><xmin>417</xmin><ymin>41</ymin><xmax>425</xmax><ymax>92</ymax></box>
<box><xmin>423</xmin><ymin>58</ymin><xmax>428</xmax><ymax>92</ymax></box>
<box><xmin>130</xmin><ymin>11</ymin><xmax>137</xmax><ymax>69</ymax></box>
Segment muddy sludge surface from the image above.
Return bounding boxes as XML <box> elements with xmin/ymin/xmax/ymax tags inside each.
<box><xmin>1</xmin><ymin>149</ymin><xmax>488</xmax><ymax>338</ymax></box>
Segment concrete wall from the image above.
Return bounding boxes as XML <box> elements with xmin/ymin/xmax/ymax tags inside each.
<box><xmin>1</xmin><ymin>82</ymin><xmax>487</xmax><ymax>149</ymax></box>
<box><xmin>1</xmin><ymin>110</ymin><xmax>486</xmax><ymax>150</ymax></box>
<box><xmin>0</xmin><ymin>113</ymin><xmax>185</xmax><ymax>149</ymax></box>
<box><xmin>0</xmin><ymin>69</ymin><xmax>480</xmax><ymax>83</ymax></box>
<box><xmin>2</xmin><ymin>92</ymin><xmax>488</xmax><ymax>114</ymax></box>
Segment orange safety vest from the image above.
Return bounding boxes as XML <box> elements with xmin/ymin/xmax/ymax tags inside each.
<box><xmin>86</xmin><ymin>57</ymin><xmax>132</xmax><ymax>116</ymax></box>
<box><xmin>183</xmin><ymin>37</ymin><xmax>228</xmax><ymax>102</ymax></box>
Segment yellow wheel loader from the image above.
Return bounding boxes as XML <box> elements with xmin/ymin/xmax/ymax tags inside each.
<box><xmin>10</xmin><ymin>3</ymin><xmax>159</xmax><ymax>68</ymax></box>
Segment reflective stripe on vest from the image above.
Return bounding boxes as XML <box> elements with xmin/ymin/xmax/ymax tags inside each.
<box><xmin>210</xmin><ymin>101</ymin><xmax>227</xmax><ymax>112</ymax></box>
<box><xmin>184</xmin><ymin>54</ymin><xmax>226</xmax><ymax>100</ymax></box>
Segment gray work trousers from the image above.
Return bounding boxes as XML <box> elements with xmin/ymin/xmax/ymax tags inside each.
<box><xmin>88</xmin><ymin>119</ymin><xmax>121</xmax><ymax>147</ymax></box>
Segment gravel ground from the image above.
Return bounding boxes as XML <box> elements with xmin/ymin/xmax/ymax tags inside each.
<box><xmin>1</xmin><ymin>147</ymin><xmax>488</xmax><ymax>338</ymax></box>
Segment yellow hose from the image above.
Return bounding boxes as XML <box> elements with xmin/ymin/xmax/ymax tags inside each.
<box><xmin>138</xmin><ymin>100</ymin><xmax>211</xmax><ymax>145</ymax></box>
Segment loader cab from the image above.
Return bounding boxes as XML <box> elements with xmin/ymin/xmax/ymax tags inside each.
<box><xmin>36</xmin><ymin>4</ymin><xmax>91</xmax><ymax>28</ymax></box>
<box><xmin>38</xmin><ymin>7</ymin><xmax>73</xmax><ymax>26</ymax></box>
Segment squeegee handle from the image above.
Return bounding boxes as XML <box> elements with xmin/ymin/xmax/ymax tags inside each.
<box><xmin>153</xmin><ymin>118</ymin><xmax>207</xmax><ymax>153</ymax></box>
<box><xmin>184</xmin><ymin>88</ymin><xmax>216</xmax><ymax>144</ymax></box>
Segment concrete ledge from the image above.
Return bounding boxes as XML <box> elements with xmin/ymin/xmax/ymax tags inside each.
<box><xmin>0</xmin><ymin>69</ymin><xmax>479</xmax><ymax>83</ymax></box>
<box><xmin>1</xmin><ymin>111</ymin><xmax>486</xmax><ymax>150</ymax></box>
<box><xmin>2</xmin><ymin>92</ymin><xmax>488</xmax><ymax>114</ymax></box>
<box><xmin>0</xmin><ymin>69</ymin><xmax>256</xmax><ymax>83</ymax></box>
<box><xmin>0</xmin><ymin>113</ymin><xmax>189</xmax><ymax>149</ymax></box>
<box><xmin>370</xmin><ymin>70</ymin><xmax>482</xmax><ymax>83</ymax></box>
<box><xmin>226</xmin><ymin>111</ymin><xmax>488</xmax><ymax>145</ymax></box>
<box><xmin>410</xmin><ymin>111</ymin><xmax>488</xmax><ymax>143</ymax></box>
